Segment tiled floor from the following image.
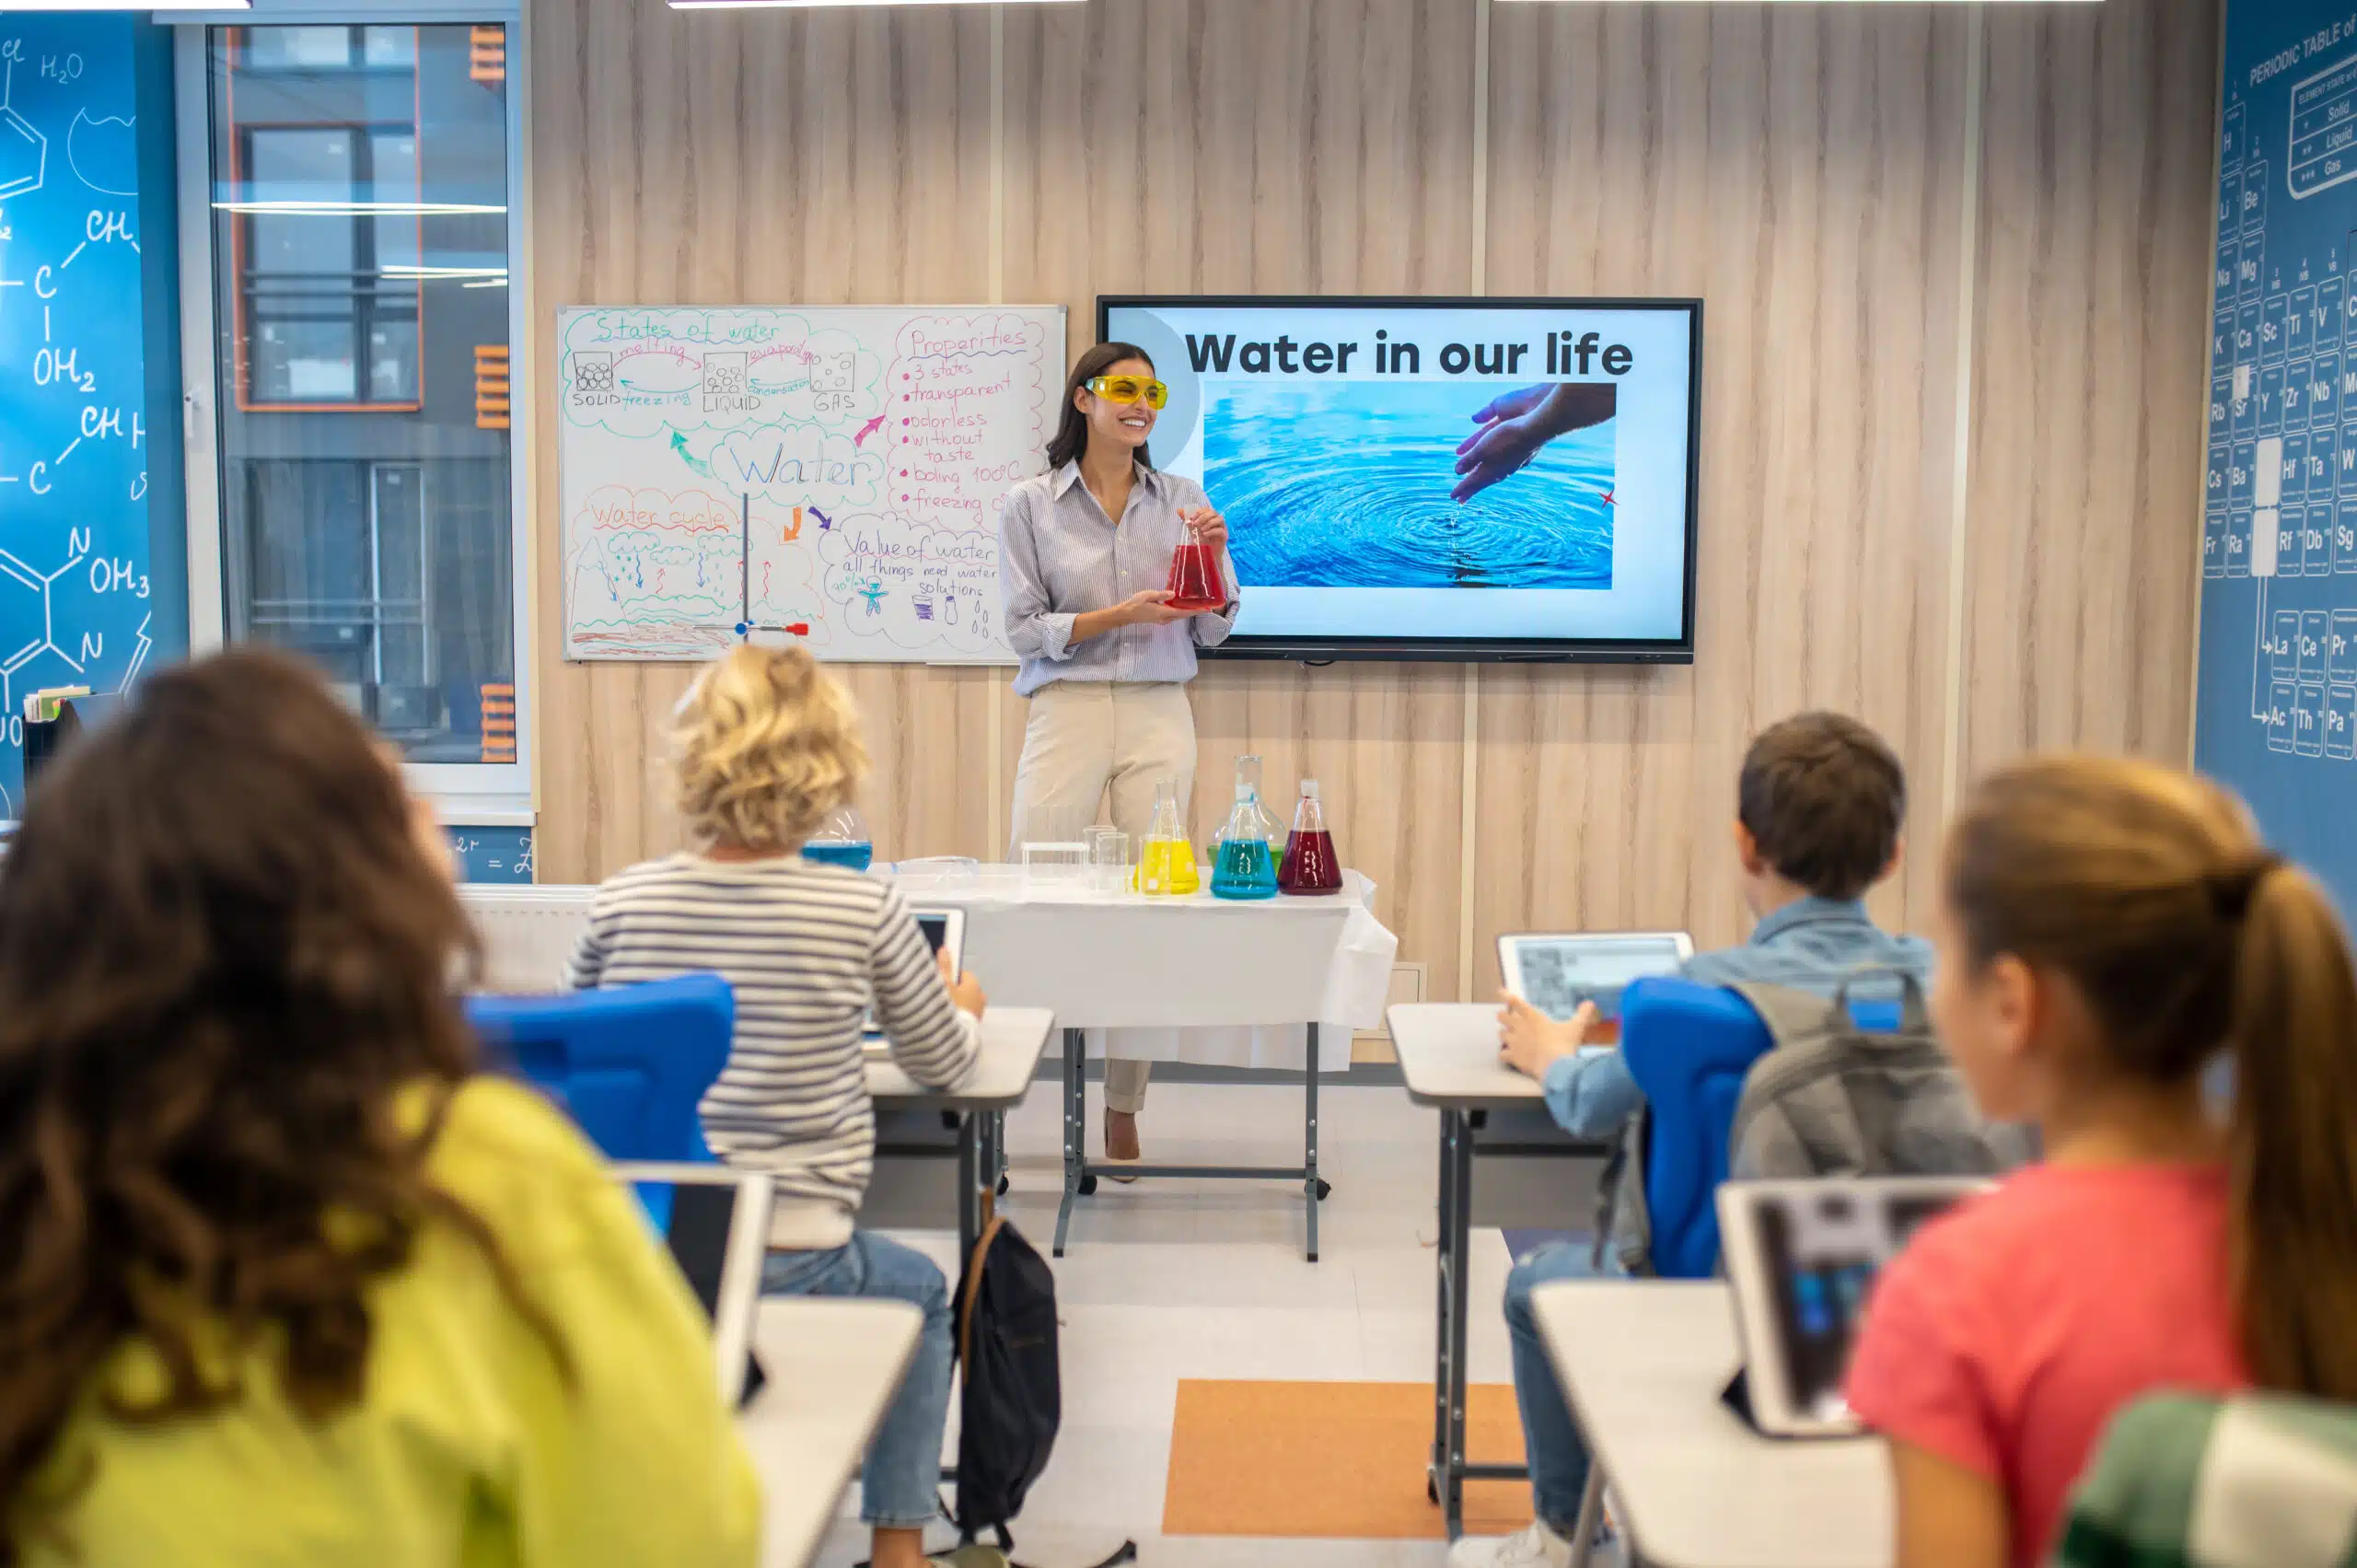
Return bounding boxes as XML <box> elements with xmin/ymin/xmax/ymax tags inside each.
<box><xmin>759</xmin><ymin>1079</ymin><xmax>1601</xmax><ymax>1568</ymax></box>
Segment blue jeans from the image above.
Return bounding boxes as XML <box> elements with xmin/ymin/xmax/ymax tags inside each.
<box><xmin>1504</xmin><ymin>1238</ymin><xmax>1618</xmax><ymax>1534</ymax></box>
<box><xmin>764</xmin><ymin>1232</ymin><xmax>952</xmax><ymax>1529</ymax></box>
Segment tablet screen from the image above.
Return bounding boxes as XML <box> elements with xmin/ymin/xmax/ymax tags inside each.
<box><xmin>1506</xmin><ymin>934</ymin><xmax>1689</xmax><ymax>1020</ymax></box>
<box><xmin>633</xmin><ymin>1179</ymin><xmax>739</xmax><ymax>1323</ymax></box>
<box><xmin>1753</xmin><ymin>1187</ymin><xmax>1963</xmax><ymax>1423</ymax></box>
<box><xmin>866</xmin><ymin>912</ymin><xmax>958</xmax><ymax>1038</ymax></box>
<box><xmin>913</xmin><ymin>912</ymin><xmax>950</xmax><ymax>957</ymax></box>
<box><xmin>617</xmin><ymin>1166</ymin><xmax>772</xmax><ymax>1406</ymax></box>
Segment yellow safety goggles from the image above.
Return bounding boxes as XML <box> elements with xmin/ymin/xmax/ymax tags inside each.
<box><xmin>1086</xmin><ymin>375</ymin><xmax>1169</xmax><ymax>410</ymax></box>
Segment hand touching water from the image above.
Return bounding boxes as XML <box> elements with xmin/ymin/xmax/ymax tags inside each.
<box><xmin>1453</xmin><ymin>383</ymin><xmax>1620</xmax><ymax>504</ymax></box>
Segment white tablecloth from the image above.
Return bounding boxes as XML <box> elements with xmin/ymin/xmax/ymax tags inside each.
<box><xmin>459</xmin><ymin>870</ymin><xmax>1399</xmax><ymax>1074</ymax></box>
<box><xmin>877</xmin><ymin>867</ymin><xmax>1398</xmax><ymax>1073</ymax></box>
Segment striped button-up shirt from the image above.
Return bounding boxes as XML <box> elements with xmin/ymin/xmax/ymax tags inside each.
<box><xmin>998</xmin><ymin>460</ymin><xmax>1241</xmax><ymax>697</ymax></box>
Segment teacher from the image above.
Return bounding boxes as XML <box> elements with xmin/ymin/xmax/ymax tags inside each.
<box><xmin>998</xmin><ymin>341</ymin><xmax>1238</xmax><ymax>1170</ymax></box>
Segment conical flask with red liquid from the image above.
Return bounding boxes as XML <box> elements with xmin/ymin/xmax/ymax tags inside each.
<box><xmin>1164</xmin><ymin>520</ymin><xmax>1229</xmax><ymax>613</ymax></box>
<box><xmin>1278</xmin><ymin>779</ymin><xmax>1343</xmax><ymax>895</ymax></box>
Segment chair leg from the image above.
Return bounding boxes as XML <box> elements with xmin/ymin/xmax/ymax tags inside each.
<box><xmin>1566</xmin><ymin>1466</ymin><xmax>1607</xmax><ymax>1568</ymax></box>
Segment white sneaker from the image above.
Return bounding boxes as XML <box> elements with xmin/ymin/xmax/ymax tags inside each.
<box><xmin>1446</xmin><ymin>1520</ymin><xmax>1573</xmax><ymax>1568</ymax></box>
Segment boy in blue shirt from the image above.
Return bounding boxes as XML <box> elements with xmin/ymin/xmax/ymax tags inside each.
<box><xmin>1451</xmin><ymin>712</ymin><xmax>1931</xmax><ymax>1568</ymax></box>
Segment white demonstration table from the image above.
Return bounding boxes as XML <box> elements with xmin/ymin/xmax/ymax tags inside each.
<box><xmin>1532</xmin><ymin>1281</ymin><xmax>1891</xmax><ymax>1568</ymax></box>
<box><xmin>1389</xmin><ymin>1003</ymin><xmax>1612</xmax><ymax>1539</ymax></box>
<box><xmin>884</xmin><ymin>868</ymin><xmax>1398</xmax><ymax>1261</ymax></box>
<box><xmin>741</xmin><ymin>1297</ymin><xmax>922</xmax><ymax>1568</ymax></box>
<box><xmin>865</xmin><ymin>1005</ymin><xmax>1052</xmax><ymax>1265</ymax></box>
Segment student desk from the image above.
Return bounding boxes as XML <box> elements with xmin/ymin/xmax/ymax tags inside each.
<box><xmin>1530</xmin><ymin>1281</ymin><xmax>1891</xmax><ymax>1568</ymax></box>
<box><xmin>742</xmin><ymin>1297</ymin><xmax>923</xmax><ymax>1568</ymax></box>
<box><xmin>1388</xmin><ymin>1003</ymin><xmax>1612</xmax><ymax>1539</ymax></box>
<box><xmin>865</xmin><ymin>1005</ymin><xmax>1053</xmax><ymax>1263</ymax></box>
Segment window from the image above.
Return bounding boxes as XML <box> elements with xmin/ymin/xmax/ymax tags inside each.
<box><xmin>189</xmin><ymin>19</ymin><xmax>523</xmax><ymax>785</ymax></box>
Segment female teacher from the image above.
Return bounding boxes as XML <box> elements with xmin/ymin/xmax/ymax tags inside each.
<box><xmin>998</xmin><ymin>341</ymin><xmax>1238</xmax><ymax>1169</ymax></box>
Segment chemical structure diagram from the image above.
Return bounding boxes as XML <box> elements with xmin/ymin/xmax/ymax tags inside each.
<box><xmin>448</xmin><ymin>830</ymin><xmax>536</xmax><ymax>884</ymax></box>
<box><xmin>0</xmin><ymin>22</ymin><xmax>157</xmax><ymax>814</ymax></box>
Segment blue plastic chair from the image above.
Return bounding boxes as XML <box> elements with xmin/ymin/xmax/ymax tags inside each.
<box><xmin>1617</xmin><ymin>977</ymin><xmax>1777</xmax><ymax>1280</ymax></box>
<box><xmin>466</xmin><ymin>973</ymin><xmax>733</xmax><ymax>1163</ymax></box>
<box><xmin>1618</xmin><ymin>976</ymin><xmax>1905</xmax><ymax>1279</ymax></box>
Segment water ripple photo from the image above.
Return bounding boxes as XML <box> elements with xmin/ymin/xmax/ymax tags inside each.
<box><xmin>1207</xmin><ymin>380</ymin><xmax>1617</xmax><ymax>592</ymax></box>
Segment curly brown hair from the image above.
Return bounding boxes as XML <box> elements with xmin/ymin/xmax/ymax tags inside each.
<box><xmin>0</xmin><ymin>651</ymin><xmax>546</xmax><ymax>1562</ymax></box>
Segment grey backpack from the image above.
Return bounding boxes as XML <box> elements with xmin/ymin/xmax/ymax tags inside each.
<box><xmin>1728</xmin><ymin>973</ymin><xmax>2036</xmax><ymax>1181</ymax></box>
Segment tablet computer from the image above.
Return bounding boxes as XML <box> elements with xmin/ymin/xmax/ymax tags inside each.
<box><xmin>1497</xmin><ymin>931</ymin><xmax>1694</xmax><ymax>1022</ymax></box>
<box><xmin>1716</xmin><ymin>1177</ymin><xmax>1987</xmax><ymax>1437</ymax></box>
<box><xmin>863</xmin><ymin>908</ymin><xmax>966</xmax><ymax>1057</ymax></box>
<box><xmin>610</xmin><ymin>1161</ymin><xmax>775</xmax><ymax>1406</ymax></box>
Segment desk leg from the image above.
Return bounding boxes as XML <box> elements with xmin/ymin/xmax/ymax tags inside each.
<box><xmin>1430</xmin><ymin>1109</ymin><xmax>1457</xmax><ymax>1516</ymax></box>
<box><xmin>1053</xmin><ymin>1028</ymin><xmax>1086</xmax><ymax>1259</ymax></box>
<box><xmin>957</xmin><ymin>1110</ymin><xmax>982</xmax><ymax>1267</ymax></box>
<box><xmin>1446</xmin><ymin>1110</ymin><xmax>1475</xmax><ymax>1539</ymax></box>
<box><xmin>1304</xmin><ymin>1022</ymin><xmax>1321</xmax><ymax>1264</ymax></box>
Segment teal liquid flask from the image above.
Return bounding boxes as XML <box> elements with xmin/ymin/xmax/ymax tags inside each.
<box><xmin>1209</xmin><ymin>780</ymin><xmax>1280</xmax><ymax>900</ymax></box>
<box><xmin>800</xmin><ymin>804</ymin><xmax>874</xmax><ymax>872</ymax></box>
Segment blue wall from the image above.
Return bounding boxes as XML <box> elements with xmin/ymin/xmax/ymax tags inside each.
<box><xmin>0</xmin><ymin>14</ymin><xmax>183</xmax><ymax>819</ymax></box>
<box><xmin>2195</xmin><ymin>5</ymin><xmax>2357</xmax><ymax>909</ymax></box>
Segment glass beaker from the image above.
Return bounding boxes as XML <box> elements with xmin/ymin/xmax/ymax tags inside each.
<box><xmin>1135</xmin><ymin>780</ymin><xmax>1201</xmax><ymax>895</ymax></box>
<box><xmin>801</xmin><ymin>803</ymin><xmax>874</xmax><ymax>872</ymax></box>
<box><xmin>1164</xmin><ymin>519</ymin><xmax>1229</xmax><ymax>613</ymax></box>
<box><xmin>1210</xmin><ymin>782</ymin><xmax>1280</xmax><ymax>900</ymax></box>
<box><xmin>1278</xmin><ymin>779</ymin><xmax>1343</xmax><ymax>894</ymax></box>
<box><xmin>1086</xmin><ymin>826</ymin><xmax>1132</xmax><ymax>894</ymax></box>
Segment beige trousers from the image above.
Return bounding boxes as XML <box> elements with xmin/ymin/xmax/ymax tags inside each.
<box><xmin>1008</xmin><ymin>680</ymin><xmax>1198</xmax><ymax>1116</ymax></box>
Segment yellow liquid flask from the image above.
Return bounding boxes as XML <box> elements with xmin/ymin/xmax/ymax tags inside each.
<box><xmin>1134</xmin><ymin>780</ymin><xmax>1201</xmax><ymax>895</ymax></box>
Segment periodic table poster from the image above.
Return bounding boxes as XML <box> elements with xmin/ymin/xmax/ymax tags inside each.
<box><xmin>2194</xmin><ymin>4</ymin><xmax>2357</xmax><ymax>911</ymax></box>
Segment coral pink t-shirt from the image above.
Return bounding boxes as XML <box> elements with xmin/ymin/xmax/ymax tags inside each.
<box><xmin>1844</xmin><ymin>1163</ymin><xmax>2248</xmax><ymax>1568</ymax></box>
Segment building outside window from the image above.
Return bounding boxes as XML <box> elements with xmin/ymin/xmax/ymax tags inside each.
<box><xmin>185</xmin><ymin>16</ymin><xmax>525</xmax><ymax>793</ymax></box>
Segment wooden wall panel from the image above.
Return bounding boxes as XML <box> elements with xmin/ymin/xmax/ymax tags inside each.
<box><xmin>1001</xmin><ymin>0</ymin><xmax>1480</xmax><ymax>998</ymax></box>
<box><xmin>1473</xmin><ymin>6</ymin><xmax>1972</xmax><ymax>959</ymax></box>
<box><xmin>530</xmin><ymin>2</ymin><xmax>1001</xmax><ymax>880</ymax></box>
<box><xmin>1959</xmin><ymin>0</ymin><xmax>2220</xmax><ymax>783</ymax></box>
<box><xmin>528</xmin><ymin>0</ymin><xmax>2222</xmax><ymax>1000</ymax></box>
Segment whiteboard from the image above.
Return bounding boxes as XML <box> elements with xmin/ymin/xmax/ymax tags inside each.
<box><xmin>556</xmin><ymin>306</ymin><xmax>1065</xmax><ymax>663</ymax></box>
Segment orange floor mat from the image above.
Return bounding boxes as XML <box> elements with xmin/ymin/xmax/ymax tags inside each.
<box><xmin>1161</xmin><ymin>1378</ymin><xmax>1533</xmax><ymax>1539</ymax></box>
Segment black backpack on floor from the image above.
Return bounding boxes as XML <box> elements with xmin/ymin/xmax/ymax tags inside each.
<box><xmin>952</xmin><ymin>1215</ymin><xmax>1062</xmax><ymax>1551</ymax></box>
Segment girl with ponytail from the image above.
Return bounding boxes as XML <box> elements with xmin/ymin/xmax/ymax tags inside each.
<box><xmin>1844</xmin><ymin>755</ymin><xmax>2357</xmax><ymax>1568</ymax></box>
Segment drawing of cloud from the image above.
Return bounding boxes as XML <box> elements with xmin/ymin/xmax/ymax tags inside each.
<box><xmin>711</xmin><ymin>423</ymin><xmax>885</xmax><ymax>505</ymax></box>
<box><xmin>815</xmin><ymin>511</ymin><xmax>1003</xmax><ymax>653</ymax></box>
<box><xmin>67</xmin><ymin>111</ymin><xmax>137</xmax><ymax>197</ymax></box>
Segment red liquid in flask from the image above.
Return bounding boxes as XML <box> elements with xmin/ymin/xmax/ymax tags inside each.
<box><xmin>1164</xmin><ymin>540</ymin><xmax>1228</xmax><ymax>613</ymax></box>
<box><xmin>1279</xmin><ymin>830</ymin><xmax>1341</xmax><ymax>895</ymax></box>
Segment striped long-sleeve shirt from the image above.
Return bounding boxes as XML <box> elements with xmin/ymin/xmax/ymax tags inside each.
<box><xmin>564</xmin><ymin>854</ymin><xmax>979</xmax><ymax>1248</ymax></box>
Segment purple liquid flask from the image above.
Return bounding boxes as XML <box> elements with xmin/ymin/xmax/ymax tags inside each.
<box><xmin>1278</xmin><ymin>779</ymin><xmax>1342</xmax><ymax>895</ymax></box>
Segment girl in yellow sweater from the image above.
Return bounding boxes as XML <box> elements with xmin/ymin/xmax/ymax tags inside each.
<box><xmin>0</xmin><ymin>650</ymin><xmax>759</xmax><ymax>1568</ymax></box>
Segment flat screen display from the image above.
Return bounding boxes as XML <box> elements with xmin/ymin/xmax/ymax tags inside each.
<box><xmin>1099</xmin><ymin>296</ymin><xmax>1702</xmax><ymax>661</ymax></box>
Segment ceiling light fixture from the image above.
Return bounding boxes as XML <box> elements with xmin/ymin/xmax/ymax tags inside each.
<box><xmin>14</xmin><ymin>1</ymin><xmax>252</xmax><ymax>10</ymax></box>
<box><xmin>670</xmin><ymin>1</ymin><xmax>1080</xmax><ymax>10</ymax></box>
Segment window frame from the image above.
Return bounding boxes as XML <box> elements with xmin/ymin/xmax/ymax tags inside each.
<box><xmin>175</xmin><ymin>5</ymin><xmax>532</xmax><ymax>822</ymax></box>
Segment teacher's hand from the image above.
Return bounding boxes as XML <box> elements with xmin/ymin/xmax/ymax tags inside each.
<box><xmin>1113</xmin><ymin>588</ymin><xmax>1190</xmax><ymax>627</ymax></box>
<box><xmin>1182</xmin><ymin>505</ymin><xmax>1229</xmax><ymax>554</ymax></box>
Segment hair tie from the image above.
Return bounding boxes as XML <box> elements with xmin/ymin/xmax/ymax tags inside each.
<box><xmin>2209</xmin><ymin>854</ymin><xmax>2283</xmax><ymax>922</ymax></box>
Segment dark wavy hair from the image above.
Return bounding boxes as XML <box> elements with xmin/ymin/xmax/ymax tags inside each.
<box><xmin>0</xmin><ymin>650</ymin><xmax>543</xmax><ymax>1562</ymax></box>
<box><xmin>1046</xmin><ymin>341</ymin><xmax>1157</xmax><ymax>472</ymax></box>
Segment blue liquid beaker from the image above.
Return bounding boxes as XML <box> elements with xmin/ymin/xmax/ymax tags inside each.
<box><xmin>801</xmin><ymin>803</ymin><xmax>874</xmax><ymax>873</ymax></box>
